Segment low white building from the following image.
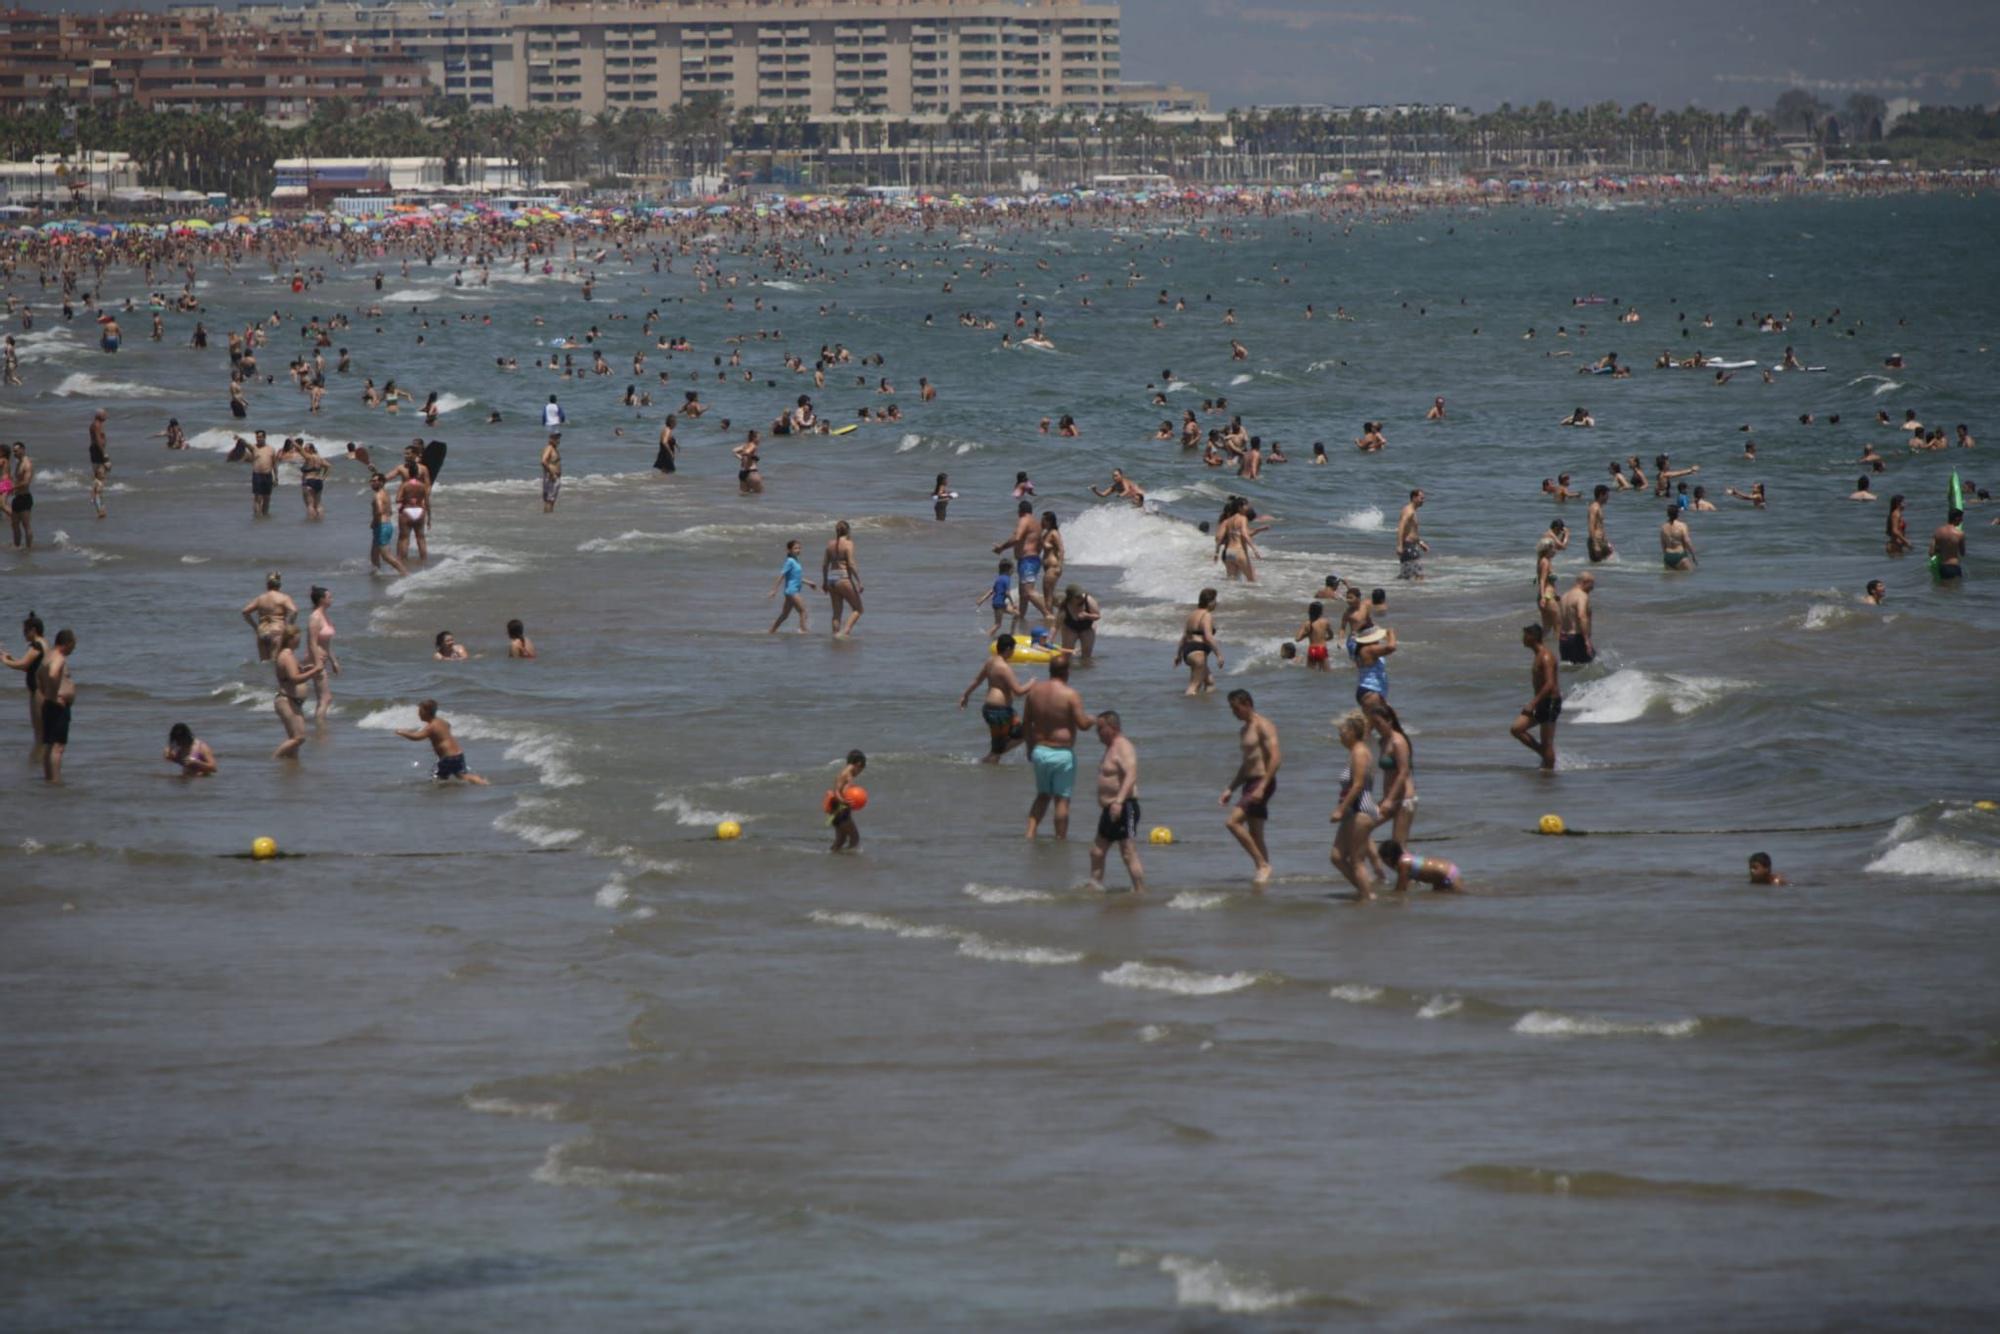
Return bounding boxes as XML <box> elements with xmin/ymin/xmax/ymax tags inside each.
<box><xmin>270</xmin><ymin>156</ymin><xmax>525</xmax><ymax>202</ymax></box>
<box><xmin>0</xmin><ymin>153</ymin><xmax>139</xmax><ymax>206</ymax></box>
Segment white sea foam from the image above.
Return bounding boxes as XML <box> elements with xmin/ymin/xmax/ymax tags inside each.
<box><xmin>1100</xmin><ymin>962</ymin><xmax>1262</xmax><ymax>996</ymax></box>
<box><xmin>1063</xmin><ymin>503</ymin><xmax>1217</xmax><ymax>603</ymax></box>
<box><xmin>1152</xmin><ymin>1254</ymin><xmax>1307</xmax><ymax>1315</ymax></box>
<box><xmin>808</xmin><ymin>909</ymin><xmax>958</xmax><ymax>941</ymax></box>
<box><xmin>1137</xmin><ymin>1024</ymin><xmax>1171</xmax><ymax>1043</ymax></box>
<box><xmin>1802</xmin><ymin>602</ymin><xmax>1856</xmax><ymax>631</ymax></box>
<box><xmin>1328</xmin><ymin>983</ymin><xmax>1386</xmax><ymax>1004</ymax></box>
<box><xmin>654</xmin><ymin>794</ymin><xmax>744</xmax><ymax>827</ymax></box>
<box><xmin>52</xmin><ymin>371</ymin><xmax>173</xmax><ymax>398</ymax></box>
<box><xmin>1336</xmin><ymin>504</ymin><xmax>1386</xmax><ymax>532</ymax></box>
<box><xmin>594</xmin><ymin>874</ymin><xmax>633</xmax><ymax>909</ymax></box>
<box><xmin>531</xmin><ymin>1136</ymin><xmax>671</xmax><ymax>1188</ymax></box>
<box><xmin>955</xmin><ymin>936</ymin><xmax>1084</xmax><ymax>966</ymax></box>
<box><xmin>31</xmin><ymin>467</ymin><xmax>128</xmax><ymax>495</ymax></box>
<box><xmin>48</xmin><ymin>530</ymin><xmax>118</xmax><ymax>564</ymax></box>
<box><xmin>465</xmin><ymin>1096</ymin><xmax>559</xmax><ymax>1121</ymax></box>
<box><xmin>1416</xmin><ymin>994</ymin><xmax>1464</xmax><ymax>1020</ymax></box>
<box><xmin>1228</xmin><ymin>373</ymin><xmax>1253</xmax><ymax>386</ymax></box>
<box><xmin>1865</xmin><ymin>834</ymin><xmax>2000</xmax><ymax>883</ymax></box>
<box><xmin>1512</xmin><ymin>1010</ymin><xmax>1701</xmax><ymax>1039</ymax></box>
<box><xmin>490</xmin><ymin>801</ymin><xmax>581</xmax><ymax>848</ymax></box>
<box><xmin>380</xmin><ymin>543</ymin><xmax>522</xmax><ymax>604</ymax></box>
<box><xmin>962</xmin><ymin>883</ymin><xmax>1057</xmax><ymax>905</ymax></box>
<box><xmin>383</xmin><ymin>288</ymin><xmax>440</xmax><ymax>303</ymax></box>
<box><xmin>180</xmin><ymin>555</ymin><xmax>209</xmax><ymax>565</ymax></box>
<box><xmin>1166</xmin><ymin>891</ymin><xmax>1231</xmax><ymax>911</ymax></box>
<box><xmin>432</xmin><ymin>391</ymin><xmax>474</xmax><ymax>414</ymax></box>
<box><xmin>209</xmin><ymin>682</ymin><xmax>267</xmax><ymax>709</ymax></box>
<box><xmin>1565</xmin><ymin>669</ymin><xmax>1748</xmax><ymax>725</ymax></box>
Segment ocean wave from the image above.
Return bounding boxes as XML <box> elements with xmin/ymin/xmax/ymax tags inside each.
<box><xmin>380</xmin><ymin>543</ymin><xmax>523</xmax><ymax>604</ymax></box>
<box><xmin>1512</xmin><ymin>1010</ymin><xmax>1701</xmax><ymax>1039</ymax></box>
<box><xmin>51</xmin><ymin>371</ymin><xmax>174</xmax><ymax>398</ymax></box>
<box><xmin>464</xmin><ymin>1095</ymin><xmax>559</xmax><ymax>1121</ymax></box>
<box><xmin>31</xmin><ymin>466</ymin><xmax>128</xmax><ymax>495</ymax></box>
<box><xmin>1099</xmin><ymin>961</ymin><xmax>1264</xmax><ymax>996</ymax></box>
<box><xmin>1335</xmin><ymin>504</ymin><xmax>1386</xmax><ymax>532</ymax></box>
<box><xmin>955</xmin><ymin>936</ymin><xmax>1084</xmax><ymax>966</ymax></box>
<box><xmin>962</xmin><ymin>882</ymin><xmax>1057</xmax><ymax>905</ymax></box>
<box><xmin>1801</xmin><ymin>601</ymin><xmax>1861</xmax><ymax>631</ymax></box>
<box><xmin>1166</xmin><ymin>891</ymin><xmax>1231</xmax><ymax>911</ymax></box>
<box><xmin>1117</xmin><ymin>1251</ymin><xmax>1312</xmax><ymax>1315</ymax></box>
<box><xmin>49</xmin><ymin>530</ymin><xmax>119</xmax><ymax>564</ymax></box>
<box><xmin>432</xmin><ymin>391</ymin><xmax>475</xmax><ymax>414</ymax></box>
<box><xmin>531</xmin><ymin>1135</ymin><xmax>672</xmax><ymax>1189</ymax></box>
<box><xmin>491</xmin><ymin>801</ymin><xmax>581</xmax><ymax>848</ymax></box>
<box><xmin>1565</xmin><ymin>668</ymin><xmax>1748</xmax><ymax>725</ymax></box>
<box><xmin>383</xmin><ymin>288</ymin><xmax>440</xmax><ymax>303</ymax></box>
<box><xmin>11</xmin><ymin>328</ymin><xmax>86</xmax><ymax>363</ymax></box>
<box><xmin>1062</xmin><ymin>503</ymin><xmax>1217</xmax><ymax>603</ymax></box>
<box><xmin>1865</xmin><ymin>833</ymin><xmax>2000</xmax><ymax>883</ymax></box>
<box><xmin>1328</xmin><ymin>983</ymin><xmax>1386</xmax><ymax>1004</ymax></box>
<box><xmin>654</xmin><ymin>793</ymin><xmax>745</xmax><ymax>827</ymax></box>
<box><xmin>1416</xmin><ymin>994</ymin><xmax>1464</xmax><ymax>1020</ymax></box>
<box><xmin>594</xmin><ymin>874</ymin><xmax>633</xmax><ymax>910</ymax></box>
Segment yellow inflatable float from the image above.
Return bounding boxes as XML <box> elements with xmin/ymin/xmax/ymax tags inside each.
<box><xmin>989</xmin><ymin>640</ymin><xmax>1071</xmax><ymax>665</ymax></box>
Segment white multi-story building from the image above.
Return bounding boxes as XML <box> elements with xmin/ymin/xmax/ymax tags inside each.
<box><xmin>235</xmin><ymin>0</ymin><xmax>1187</xmax><ymax>120</ymax></box>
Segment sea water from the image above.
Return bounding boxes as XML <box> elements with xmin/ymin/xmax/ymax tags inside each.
<box><xmin>4</xmin><ymin>194</ymin><xmax>1999</xmax><ymax>1328</ymax></box>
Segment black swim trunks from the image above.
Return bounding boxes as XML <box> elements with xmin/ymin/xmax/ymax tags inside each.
<box><xmin>1587</xmin><ymin>538</ymin><xmax>1611</xmax><ymax>563</ymax></box>
<box><xmin>251</xmin><ymin>471</ymin><xmax>274</xmax><ymax>496</ymax></box>
<box><xmin>1558</xmin><ymin>633</ymin><xmax>1594</xmax><ymax>665</ymax></box>
<box><xmin>1096</xmin><ymin>796</ymin><xmax>1141</xmax><ymax>844</ymax></box>
<box><xmin>10</xmin><ymin>489</ymin><xmax>30</xmax><ymax>513</ymax></box>
<box><xmin>1531</xmin><ymin>694</ymin><xmax>1564</xmax><ymax>726</ymax></box>
<box><xmin>434</xmin><ymin>752</ymin><xmax>467</xmax><ymax>780</ymax></box>
<box><xmin>41</xmin><ymin>700</ymin><xmax>71</xmax><ymax>746</ymax></box>
<box><xmin>981</xmin><ymin>703</ymin><xmax>1021</xmax><ymax>755</ymax></box>
<box><xmin>1236</xmin><ymin>778</ymin><xmax>1275</xmax><ymax>822</ymax></box>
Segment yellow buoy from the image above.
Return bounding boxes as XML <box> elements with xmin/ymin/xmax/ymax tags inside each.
<box><xmin>251</xmin><ymin>836</ymin><xmax>278</xmax><ymax>860</ymax></box>
<box><xmin>1148</xmin><ymin>826</ymin><xmax>1174</xmax><ymax>845</ymax></box>
<box><xmin>1977</xmin><ymin>800</ymin><xmax>1998</xmax><ymax>813</ymax></box>
<box><xmin>1537</xmin><ymin>814</ymin><xmax>1566</xmax><ymax>836</ymax></box>
<box><xmin>715</xmin><ymin>820</ymin><xmax>743</xmax><ymax>841</ymax></box>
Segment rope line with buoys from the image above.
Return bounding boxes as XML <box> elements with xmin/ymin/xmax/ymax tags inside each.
<box><xmin>1532</xmin><ymin>817</ymin><xmax>1901</xmax><ymax>838</ymax></box>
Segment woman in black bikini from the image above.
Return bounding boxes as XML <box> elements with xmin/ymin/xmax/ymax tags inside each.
<box><xmin>2</xmin><ymin>611</ymin><xmax>47</xmax><ymax>756</ymax></box>
<box><xmin>1174</xmin><ymin>588</ymin><xmax>1222</xmax><ymax>696</ymax></box>
<box><xmin>1058</xmin><ymin>585</ymin><xmax>1100</xmax><ymax>660</ymax></box>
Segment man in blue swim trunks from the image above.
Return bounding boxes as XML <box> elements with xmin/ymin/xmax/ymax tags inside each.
<box><xmin>994</xmin><ymin>499</ymin><xmax>1051</xmax><ymax>625</ymax></box>
<box><xmin>368</xmin><ymin>472</ymin><xmax>408</xmax><ymax>576</ymax></box>
<box><xmin>959</xmin><ymin>634</ymin><xmax>1029</xmax><ymax>764</ymax></box>
<box><xmin>1021</xmin><ymin>654</ymin><xmax>1094</xmax><ymax>840</ymax></box>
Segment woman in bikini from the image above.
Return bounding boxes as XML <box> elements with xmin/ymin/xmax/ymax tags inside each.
<box><xmin>1057</xmin><ymin>585</ymin><xmax>1100</xmax><ymax>660</ymax></box>
<box><xmin>271</xmin><ymin>625</ymin><xmax>320</xmax><ymax>761</ymax></box>
<box><xmin>1038</xmin><ymin>512</ymin><xmax>1066</xmax><ymax>613</ymax></box>
<box><xmin>1174</xmin><ymin>588</ymin><xmax>1222</xmax><ymax>696</ymax></box>
<box><xmin>241</xmin><ymin>573</ymin><xmax>298</xmax><ymax>663</ymax></box>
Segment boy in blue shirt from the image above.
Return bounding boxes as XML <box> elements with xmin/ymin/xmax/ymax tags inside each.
<box><xmin>767</xmin><ymin>539</ymin><xmax>819</xmax><ymax>633</ymax></box>
<box><xmin>973</xmin><ymin>559</ymin><xmax>1015</xmax><ymax>636</ymax></box>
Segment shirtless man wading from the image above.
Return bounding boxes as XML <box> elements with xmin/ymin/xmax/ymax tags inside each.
<box><xmin>1219</xmin><ymin>688</ymin><xmax>1281</xmax><ymax>884</ymax></box>
<box><xmin>1396</xmin><ymin>489</ymin><xmax>1429</xmax><ymax>580</ymax></box>
<box><xmin>1021</xmin><ymin>655</ymin><xmax>1093</xmax><ymax>839</ymax></box>
<box><xmin>993</xmin><ymin>501</ymin><xmax>1050</xmax><ymax>624</ymax></box>
<box><xmin>960</xmin><ymin>634</ymin><xmax>1029</xmax><ymax>763</ymax></box>
<box><xmin>822</xmin><ymin>520</ymin><xmax>864</xmax><ymax>636</ymax></box>
<box><xmin>1558</xmin><ymin>573</ymin><xmax>1596</xmax><ymax>665</ymax></box>
<box><xmin>1088</xmin><ymin>710</ymin><xmax>1144</xmax><ymax>892</ymax></box>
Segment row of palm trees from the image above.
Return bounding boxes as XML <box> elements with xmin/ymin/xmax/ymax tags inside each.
<box><xmin>0</xmin><ymin>93</ymin><xmax>1904</xmax><ymax>201</ymax></box>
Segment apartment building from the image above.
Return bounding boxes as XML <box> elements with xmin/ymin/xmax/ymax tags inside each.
<box><xmin>0</xmin><ymin>9</ymin><xmax>429</xmax><ymax>121</ymax></box>
<box><xmin>238</xmin><ymin>0</ymin><xmax>1171</xmax><ymax>120</ymax></box>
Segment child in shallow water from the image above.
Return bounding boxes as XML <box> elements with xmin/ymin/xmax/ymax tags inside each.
<box><xmin>1378</xmin><ymin>840</ymin><xmax>1461</xmax><ymax>892</ymax></box>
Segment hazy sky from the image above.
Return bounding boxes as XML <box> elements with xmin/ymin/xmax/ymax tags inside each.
<box><xmin>1122</xmin><ymin>0</ymin><xmax>2000</xmax><ymax>111</ymax></box>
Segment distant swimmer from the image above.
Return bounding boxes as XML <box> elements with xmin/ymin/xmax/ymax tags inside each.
<box><xmin>395</xmin><ymin>698</ymin><xmax>489</xmax><ymax>784</ymax></box>
<box><xmin>1220</xmin><ymin>688</ymin><xmax>1280</xmax><ymax>885</ymax></box>
<box><xmin>1087</xmin><ymin>710</ymin><xmax>1144</xmax><ymax>893</ymax></box>
<box><xmin>1885</xmin><ymin>494</ymin><xmax>1911</xmax><ymax>555</ymax></box>
<box><xmin>1660</xmin><ymin>504</ymin><xmax>1696</xmax><ymax>571</ymax></box>
<box><xmin>960</xmin><ymin>634</ymin><xmax>1029</xmax><ymax>764</ymax></box>
<box><xmin>767</xmin><ymin>538</ymin><xmax>818</xmax><ymax>633</ymax></box>
<box><xmin>1865</xmin><ymin>579</ymin><xmax>1888</xmax><ymax>605</ymax></box>
<box><xmin>163</xmin><ymin>722</ymin><xmax>217</xmax><ymax>777</ymax></box>
<box><xmin>507</xmin><ymin>619</ymin><xmax>536</xmax><ymax>659</ymax></box>
<box><xmin>1091</xmin><ymin>468</ymin><xmax>1145</xmax><ymax>508</ymax></box>
<box><xmin>1022</xmin><ymin>655</ymin><xmax>1094</xmax><ymax>840</ymax></box>
<box><xmin>1396</xmin><ymin>489</ymin><xmax>1429</xmax><ymax>580</ymax></box>
<box><xmin>821</xmin><ymin>520</ymin><xmax>864</xmax><ymax>636</ymax></box>
<box><xmin>1558</xmin><ymin>572</ymin><xmax>1597</xmax><ymax>665</ymax></box>
<box><xmin>826</xmin><ymin>749</ymin><xmax>866</xmax><ymax>852</ymax></box>
<box><xmin>1426</xmin><ymin>396</ymin><xmax>1446</xmax><ymax>421</ymax></box>
<box><xmin>1508</xmin><ymin>624</ymin><xmax>1561</xmax><ymax>771</ymax></box>
<box><xmin>433</xmin><ymin>631</ymin><xmax>469</xmax><ymax>661</ymax></box>
<box><xmin>1747</xmin><ymin>851</ymin><xmax>1787</xmax><ymax>886</ymax></box>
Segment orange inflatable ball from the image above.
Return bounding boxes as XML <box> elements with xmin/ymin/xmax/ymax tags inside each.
<box><xmin>822</xmin><ymin>786</ymin><xmax>870</xmax><ymax>813</ymax></box>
